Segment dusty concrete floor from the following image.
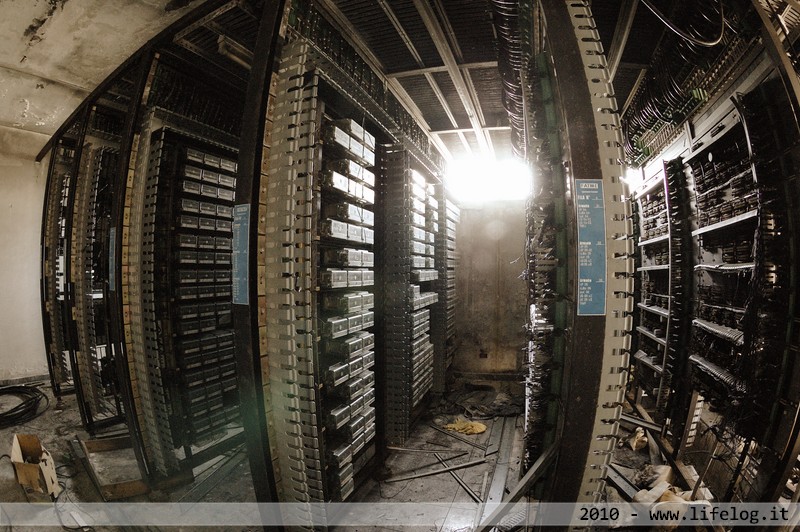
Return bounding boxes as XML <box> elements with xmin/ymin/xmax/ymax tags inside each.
<box><xmin>341</xmin><ymin>415</ymin><xmax>524</xmax><ymax>532</ymax></box>
<box><xmin>0</xmin><ymin>383</ymin><xmax>258</xmax><ymax>531</ymax></box>
<box><xmin>0</xmin><ymin>381</ymin><xmax>524</xmax><ymax>531</ymax></box>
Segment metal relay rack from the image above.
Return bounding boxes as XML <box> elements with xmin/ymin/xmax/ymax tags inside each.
<box><xmin>318</xmin><ymin>114</ymin><xmax>378</xmax><ymax>501</ymax></box>
<box><xmin>41</xmin><ymin>101</ymin><xmax>130</xmax><ymax>431</ymax></box>
<box><xmin>42</xmin><ymin>133</ymin><xmax>79</xmax><ymax>396</ymax></box>
<box><xmin>262</xmin><ymin>40</ymin><xmax>377</xmax><ymax>505</ymax></box>
<box><xmin>432</xmin><ymin>191</ymin><xmax>459</xmax><ymax>393</ymax></box>
<box><xmin>378</xmin><ymin>145</ymin><xmax>438</xmax><ymax>445</ymax></box>
<box><xmin>119</xmin><ymin>52</ymin><xmax>248</xmax><ymax>477</ymax></box>
<box><xmin>70</xmin><ymin>135</ymin><xmax>123</xmax><ymax>427</ymax></box>
<box><xmin>630</xmin><ymin>159</ymin><xmax>692</xmax><ymax>425</ymax></box>
<box><xmin>37</xmin><ymin>0</ymin><xmax>276</xmax><ymax>491</ymax></box>
<box><xmin>136</xmin><ymin>127</ymin><xmax>240</xmax><ymax>475</ymax></box>
<box><xmin>624</xmin><ymin>0</ymin><xmax>800</xmax><ymax>501</ymax></box>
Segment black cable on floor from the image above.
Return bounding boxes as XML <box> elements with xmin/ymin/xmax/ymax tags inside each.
<box><xmin>0</xmin><ymin>385</ymin><xmax>50</xmax><ymax>428</ymax></box>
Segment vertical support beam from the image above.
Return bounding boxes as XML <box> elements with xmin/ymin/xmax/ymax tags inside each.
<box><xmin>748</xmin><ymin>0</ymin><xmax>800</xmax><ymax>502</ymax></box>
<box><xmin>537</xmin><ymin>0</ymin><xmax>631</xmax><ymax>503</ymax></box>
<box><xmin>232</xmin><ymin>0</ymin><xmax>286</xmax><ymax>503</ymax></box>
<box><xmin>109</xmin><ymin>51</ymin><xmax>158</xmax><ymax>480</ymax></box>
<box><xmin>677</xmin><ymin>391</ymin><xmax>702</xmax><ymax>456</ymax></box>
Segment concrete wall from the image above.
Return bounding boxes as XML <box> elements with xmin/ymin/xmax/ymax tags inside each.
<box><xmin>0</xmin><ymin>0</ymin><xmax>199</xmax><ymax>382</ymax></box>
<box><xmin>454</xmin><ymin>200</ymin><xmax>527</xmax><ymax>375</ymax></box>
<box><xmin>0</xmin><ymin>128</ymin><xmax>51</xmax><ymax>381</ymax></box>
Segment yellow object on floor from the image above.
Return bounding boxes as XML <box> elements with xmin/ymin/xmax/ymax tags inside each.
<box><xmin>444</xmin><ymin>417</ymin><xmax>486</xmax><ymax>435</ymax></box>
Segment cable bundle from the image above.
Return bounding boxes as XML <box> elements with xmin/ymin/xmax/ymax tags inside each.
<box><xmin>0</xmin><ymin>385</ymin><xmax>50</xmax><ymax>428</ymax></box>
<box><xmin>489</xmin><ymin>0</ymin><xmax>525</xmax><ymax>158</ymax></box>
<box><xmin>623</xmin><ymin>0</ymin><xmax>740</xmax><ymax>163</ymax></box>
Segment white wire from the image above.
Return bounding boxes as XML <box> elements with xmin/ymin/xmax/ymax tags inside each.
<box><xmin>640</xmin><ymin>0</ymin><xmax>726</xmax><ymax>47</ymax></box>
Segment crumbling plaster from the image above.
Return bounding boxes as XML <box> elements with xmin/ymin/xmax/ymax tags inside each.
<box><xmin>0</xmin><ymin>0</ymin><xmax>199</xmax><ymax>144</ymax></box>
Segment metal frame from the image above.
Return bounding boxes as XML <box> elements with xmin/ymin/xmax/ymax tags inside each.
<box><xmin>606</xmin><ymin>0</ymin><xmax>639</xmax><ymax>81</ymax></box>
<box><xmin>314</xmin><ymin>0</ymin><xmax>453</xmax><ymax>161</ymax></box>
<box><xmin>374</xmin><ymin>0</ymin><xmax>470</xmax><ymax>153</ymax></box>
<box><xmin>387</xmin><ymin>61</ymin><xmax>499</xmax><ymax>78</ymax></box>
<box><xmin>537</xmin><ymin>0</ymin><xmax>632</xmax><ymax>503</ymax></box>
<box><xmin>69</xmin><ymin>106</ymin><xmax>127</xmax><ymax>431</ymax></box>
<box><xmin>411</xmin><ymin>0</ymin><xmax>492</xmax><ymax>156</ymax></box>
<box><xmin>40</xmin><ymin>125</ymin><xmax>81</xmax><ymax>397</ymax></box>
<box><xmin>233</xmin><ymin>0</ymin><xmax>285</xmax><ymax>505</ymax></box>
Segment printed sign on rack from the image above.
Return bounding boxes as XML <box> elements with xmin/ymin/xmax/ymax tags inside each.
<box><xmin>576</xmin><ymin>179</ymin><xmax>607</xmax><ymax>316</ymax></box>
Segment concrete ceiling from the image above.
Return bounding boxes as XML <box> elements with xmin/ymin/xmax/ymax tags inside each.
<box><xmin>0</xmin><ymin>0</ymin><xmax>201</xmax><ymax>152</ymax></box>
<box><xmin>0</xmin><ymin>0</ymin><xmax>656</xmax><ymax>161</ymax></box>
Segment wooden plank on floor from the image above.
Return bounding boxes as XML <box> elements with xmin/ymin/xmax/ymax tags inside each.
<box><xmin>76</xmin><ymin>434</ymin><xmax>149</xmax><ymax>501</ymax></box>
<box><xmin>484</xmin><ymin>417</ymin><xmax>504</xmax><ymax>457</ymax></box>
<box><xmin>480</xmin><ymin>416</ymin><xmax>517</xmax><ymax>523</ymax></box>
<box><xmin>606</xmin><ymin>463</ymin><xmax>639</xmax><ymax>501</ymax></box>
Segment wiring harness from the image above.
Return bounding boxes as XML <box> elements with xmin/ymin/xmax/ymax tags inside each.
<box><xmin>489</xmin><ymin>0</ymin><xmax>525</xmax><ymax>158</ymax></box>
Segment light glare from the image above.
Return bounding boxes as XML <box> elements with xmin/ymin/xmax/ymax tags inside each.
<box><xmin>445</xmin><ymin>157</ymin><xmax>532</xmax><ymax>204</ymax></box>
<box><xmin>621</xmin><ymin>166</ymin><xmax>644</xmax><ymax>191</ymax></box>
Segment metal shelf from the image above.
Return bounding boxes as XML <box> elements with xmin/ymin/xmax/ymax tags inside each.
<box><xmin>689</xmin><ymin>354</ymin><xmax>743</xmax><ymax>391</ymax></box>
<box><xmin>692</xmin><ymin>318</ymin><xmax>744</xmax><ymax>346</ymax></box>
<box><xmin>638</xmin><ymin>233</ymin><xmax>669</xmax><ymax>247</ymax></box>
<box><xmin>694</xmin><ymin>262</ymin><xmax>755</xmax><ymax>272</ymax></box>
<box><xmin>638</xmin><ymin>264</ymin><xmax>670</xmax><ymax>272</ymax></box>
<box><xmin>692</xmin><ymin>209</ymin><xmax>758</xmax><ymax>236</ymax></box>
<box><xmin>638</xmin><ymin>303</ymin><xmax>670</xmax><ymax>318</ymax></box>
<box><xmin>633</xmin><ymin>350</ymin><xmax>664</xmax><ymax>374</ymax></box>
<box><xmin>699</xmin><ymin>302</ymin><xmax>745</xmax><ymax>315</ymax></box>
<box><xmin>645</xmin><ymin>292</ymin><xmax>672</xmax><ymax>300</ymax></box>
<box><xmin>636</xmin><ymin>326</ymin><xmax>667</xmax><ymax>346</ymax></box>
<box><xmin>634</xmin><ymin>175</ymin><xmax>665</xmax><ymax>197</ymax></box>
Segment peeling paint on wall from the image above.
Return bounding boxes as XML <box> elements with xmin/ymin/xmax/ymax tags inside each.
<box><xmin>23</xmin><ymin>0</ymin><xmax>69</xmax><ymax>46</ymax></box>
<box><xmin>165</xmin><ymin>0</ymin><xmax>197</xmax><ymax>12</ymax></box>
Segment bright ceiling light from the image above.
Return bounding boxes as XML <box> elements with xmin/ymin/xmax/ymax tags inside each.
<box><xmin>445</xmin><ymin>156</ymin><xmax>532</xmax><ymax>204</ymax></box>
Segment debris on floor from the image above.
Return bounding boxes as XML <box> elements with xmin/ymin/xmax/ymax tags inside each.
<box><xmin>611</xmin><ymin>428</ymin><xmax>650</xmax><ymax>473</ymax></box>
<box><xmin>431</xmin><ymin>382</ymin><xmax>524</xmax><ymax>419</ymax></box>
<box><xmin>444</xmin><ymin>417</ymin><xmax>486</xmax><ymax>435</ymax></box>
<box><xmin>10</xmin><ymin>433</ymin><xmax>61</xmax><ymax>497</ymax></box>
<box><xmin>633</xmin><ymin>464</ymin><xmax>672</xmax><ymax>488</ymax></box>
<box><xmin>619</xmin><ymin>426</ymin><xmax>648</xmax><ymax>451</ymax></box>
<box><xmin>0</xmin><ymin>385</ymin><xmax>260</xmax><ymax>514</ymax></box>
<box><xmin>348</xmin><ymin>412</ymin><xmax>525</xmax><ymax>532</ymax></box>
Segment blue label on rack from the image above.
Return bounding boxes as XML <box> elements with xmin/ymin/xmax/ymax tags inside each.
<box><xmin>576</xmin><ymin>180</ymin><xmax>607</xmax><ymax>316</ymax></box>
<box><xmin>108</xmin><ymin>228</ymin><xmax>116</xmax><ymax>292</ymax></box>
<box><xmin>232</xmin><ymin>204</ymin><xmax>250</xmax><ymax>305</ymax></box>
